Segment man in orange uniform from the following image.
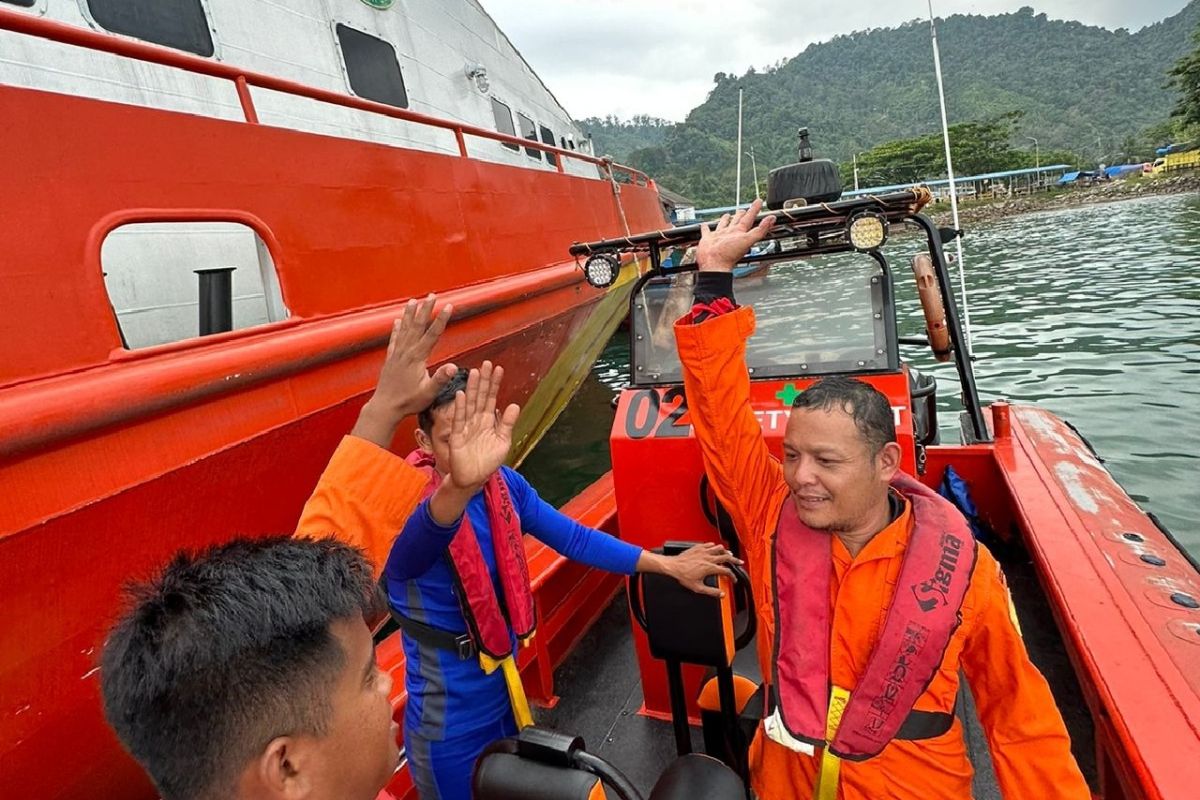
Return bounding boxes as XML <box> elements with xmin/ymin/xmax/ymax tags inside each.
<box><xmin>675</xmin><ymin>199</ymin><xmax>1091</xmax><ymax>799</ymax></box>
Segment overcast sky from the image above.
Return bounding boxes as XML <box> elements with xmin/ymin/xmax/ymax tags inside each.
<box><xmin>481</xmin><ymin>0</ymin><xmax>1193</xmax><ymax>121</ymax></box>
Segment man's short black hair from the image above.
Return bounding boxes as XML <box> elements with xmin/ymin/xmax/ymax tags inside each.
<box><xmin>100</xmin><ymin>536</ymin><xmax>379</xmax><ymax>800</ymax></box>
<box><xmin>792</xmin><ymin>376</ymin><xmax>897</xmax><ymax>454</ymax></box>
<box><xmin>417</xmin><ymin>367</ymin><xmax>469</xmax><ymax>433</ymax></box>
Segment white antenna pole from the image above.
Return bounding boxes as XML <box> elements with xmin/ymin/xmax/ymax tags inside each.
<box><xmin>928</xmin><ymin>0</ymin><xmax>974</xmax><ymax>356</ymax></box>
<box><xmin>735</xmin><ymin>88</ymin><xmax>744</xmax><ymax>209</ymax></box>
<box><xmin>749</xmin><ymin>145</ymin><xmax>761</xmax><ymax>198</ymax></box>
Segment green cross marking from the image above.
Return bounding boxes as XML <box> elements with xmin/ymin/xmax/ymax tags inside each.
<box><xmin>359</xmin><ymin>0</ymin><xmax>394</xmax><ymax>9</ymax></box>
<box><xmin>775</xmin><ymin>383</ymin><xmax>801</xmax><ymax>407</ymax></box>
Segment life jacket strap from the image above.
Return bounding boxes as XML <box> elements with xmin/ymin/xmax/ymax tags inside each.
<box><xmin>486</xmin><ymin>653</ymin><xmax>535</xmax><ymax>729</ymax></box>
<box><xmin>389</xmin><ymin>607</ymin><xmax>477</xmax><ymax>660</ymax></box>
<box><xmin>894</xmin><ymin>708</ymin><xmax>955</xmax><ymax>740</ymax></box>
<box><xmin>814</xmin><ymin>685</ymin><xmax>851</xmax><ymax>800</ymax></box>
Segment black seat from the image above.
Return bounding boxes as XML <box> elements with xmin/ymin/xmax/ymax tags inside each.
<box><xmin>473</xmin><ymin>751</ymin><xmax>605</xmax><ymax>800</ymax></box>
<box><xmin>629</xmin><ymin>542</ymin><xmax>758</xmax><ymax>788</ymax></box>
<box><xmin>648</xmin><ymin>754</ymin><xmax>745</xmax><ymax>800</ymax></box>
<box><xmin>472</xmin><ymin>727</ymin><xmax>744</xmax><ymax>800</ymax></box>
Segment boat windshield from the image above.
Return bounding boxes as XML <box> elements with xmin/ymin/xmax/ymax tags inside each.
<box><xmin>630</xmin><ymin>252</ymin><xmax>892</xmax><ymax>386</ymax></box>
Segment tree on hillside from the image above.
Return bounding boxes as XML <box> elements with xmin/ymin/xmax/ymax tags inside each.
<box><xmin>845</xmin><ymin>112</ymin><xmax>1038</xmax><ymax>185</ymax></box>
<box><xmin>579</xmin><ymin>115</ymin><xmax>674</xmax><ymax>162</ymax></box>
<box><xmin>1167</xmin><ymin>23</ymin><xmax>1200</xmax><ymax>129</ymax></box>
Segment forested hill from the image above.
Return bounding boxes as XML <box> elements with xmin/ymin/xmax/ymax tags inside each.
<box><xmin>584</xmin><ymin>2</ymin><xmax>1200</xmax><ymax>206</ymax></box>
<box><xmin>576</xmin><ymin>115</ymin><xmax>672</xmax><ymax>159</ymax></box>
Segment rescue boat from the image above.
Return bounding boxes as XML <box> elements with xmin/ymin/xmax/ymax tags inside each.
<box><xmin>0</xmin><ymin>3</ymin><xmax>662</xmax><ymax>798</ymax></box>
<box><xmin>491</xmin><ymin>187</ymin><xmax>1199</xmax><ymax>800</ymax></box>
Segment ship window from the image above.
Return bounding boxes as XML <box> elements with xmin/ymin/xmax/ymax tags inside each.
<box><xmin>517</xmin><ymin>113</ymin><xmax>539</xmax><ymax>160</ymax></box>
<box><xmin>539</xmin><ymin>126</ymin><xmax>558</xmax><ymax>167</ymax></box>
<box><xmin>85</xmin><ymin>0</ymin><xmax>214</xmax><ymax>57</ymax></box>
<box><xmin>100</xmin><ymin>222</ymin><xmax>288</xmax><ymax>350</ymax></box>
<box><xmin>336</xmin><ymin>23</ymin><xmax>409</xmax><ymax>109</ymax></box>
<box><xmin>491</xmin><ymin>98</ymin><xmax>518</xmax><ymax>151</ymax></box>
<box><xmin>2</xmin><ymin>0</ymin><xmax>37</xmax><ymax>7</ymax></box>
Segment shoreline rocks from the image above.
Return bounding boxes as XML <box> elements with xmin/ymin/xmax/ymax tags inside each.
<box><xmin>928</xmin><ymin>173</ymin><xmax>1200</xmax><ymax>227</ymax></box>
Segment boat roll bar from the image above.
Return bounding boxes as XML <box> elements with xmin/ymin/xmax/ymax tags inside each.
<box><xmin>570</xmin><ymin>188</ymin><xmax>990</xmax><ymax>442</ymax></box>
<box><xmin>569</xmin><ymin>190</ymin><xmax>933</xmax><ymax>258</ymax></box>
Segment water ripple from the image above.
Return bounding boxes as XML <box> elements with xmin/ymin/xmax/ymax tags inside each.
<box><xmin>906</xmin><ymin>193</ymin><xmax>1200</xmax><ymax>548</ymax></box>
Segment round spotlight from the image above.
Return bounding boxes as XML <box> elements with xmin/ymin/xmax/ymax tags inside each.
<box><xmin>847</xmin><ymin>212</ymin><xmax>888</xmax><ymax>251</ymax></box>
<box><xmin>583</xmin><ymin>253</ymin><xmax>620</xmax><ymax>288</ymax></box>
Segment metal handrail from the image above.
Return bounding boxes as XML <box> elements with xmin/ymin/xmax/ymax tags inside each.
<box><xmin>0</xmin><ymin>8</ymin><xmax>649</xmax><ymax>183</ymax></box>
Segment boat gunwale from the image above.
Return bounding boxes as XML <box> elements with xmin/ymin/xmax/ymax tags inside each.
<box><xmin>993</xmin><ymin>405</ymin><xmax>1200</xmax><ymax>798</ymax></box>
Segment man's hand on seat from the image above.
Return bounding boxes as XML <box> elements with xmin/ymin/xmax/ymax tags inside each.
<box><xmin>696</xmin><ymin>197</ymin><xmax>776</xmax><ymax>273</ymax></box>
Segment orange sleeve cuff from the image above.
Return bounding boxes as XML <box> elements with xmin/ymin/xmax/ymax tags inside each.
<box><xmin>294</xmin><ymin>436</ymin><xmax>429</xmax><ymax>573</ymax></box>
<box><xmin>674</xmin><ymin>304</ymin><xmax>756</xmax><ymax>351</ymax></box>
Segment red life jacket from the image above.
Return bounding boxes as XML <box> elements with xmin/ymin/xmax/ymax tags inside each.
<box><xmin>767</xmin><ymin>472</ymin><xmax>976</xmax><ymax>761</ymax></box>
<box><xmin>405</xmin><ymin>451</ymin><xmax>536</xmax><ymax>660</ymax></box>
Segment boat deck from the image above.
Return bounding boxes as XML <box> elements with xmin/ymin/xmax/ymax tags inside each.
<box><xmin>536</xmin><ymin>546</ymin><xmax>1099</xmax><ymax>798</ymax></box>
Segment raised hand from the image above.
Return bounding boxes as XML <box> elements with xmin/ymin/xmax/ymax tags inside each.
<box><xmin>445</xmin><ymin>361</ymin><xmax>522</xmax><ymax>491</ymax></box>
<box><xmin>352</xmin><ymin>294</ymin><xmax>457</xmax><ymax>448</ymax></box>
<box><xmin>695</xmin><ymin>197</ymin><xmax>777</xmax><ymax>273</ymax></box>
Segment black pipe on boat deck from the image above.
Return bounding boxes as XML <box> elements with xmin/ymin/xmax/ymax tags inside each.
<box><xmin>195</xmin><ymin>267</ymin><xmax>236</xmax><ymax>336</ymax></box>
<box><xmin>665</xmin><ymin>660</ymin><xmax>692</xmax><ymax>756</ymax></box>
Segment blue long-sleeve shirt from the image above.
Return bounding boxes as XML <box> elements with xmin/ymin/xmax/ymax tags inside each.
<box><xmin>384</xmin><ymin>466</ymin><xmax>641</xmax><ymax>738</ymax></box>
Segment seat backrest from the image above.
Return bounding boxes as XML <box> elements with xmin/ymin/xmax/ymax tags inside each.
<box><xmin>631</xmin><ymin>542</ymin><xmax>752</xmax><ymax>669</ymax></box>
<box><xmin>473</xmin><ymin>752</ymin><xmax>606</xmax><ymax>800</ymax></box>
<box><xmin>640</xmin><ymin>570</ymin><xmax>735</xmax><ymax>667</ymax></box>
<box><xmin>648</xmin><ymin>754</ymin><xmax>745</xmax><ymax>800</ymax></box>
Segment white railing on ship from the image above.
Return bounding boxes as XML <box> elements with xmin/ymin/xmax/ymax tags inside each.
<box><xmin>0</xmin><ymin>8</ymin><xmax>650</xmax><ymax>187</ymax></box>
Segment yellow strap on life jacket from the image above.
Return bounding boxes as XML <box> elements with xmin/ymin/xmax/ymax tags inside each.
<box><xmin>479</xmin><ymin>653</ymin><xmax>535</xmax><ymax>729</ymax></box>
<box><xmin>814</xmin><ymin>685</ymin><xmax>851</xmax><ymax>800</ymax></box>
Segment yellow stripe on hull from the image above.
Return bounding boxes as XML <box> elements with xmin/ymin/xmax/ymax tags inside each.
<box><xmin>510</xmin><ymin>259</ymin><xmax>644</xmax><ymax>465</ymax></box>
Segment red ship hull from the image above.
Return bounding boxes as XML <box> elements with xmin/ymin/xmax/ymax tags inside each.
<box><xmin>0</xmin><ymin>20</ymin><xmax>663</xmax><ymax>795</ymax></box>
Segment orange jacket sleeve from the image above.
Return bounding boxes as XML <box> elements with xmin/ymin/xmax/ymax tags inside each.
<box><xmin>960</xmin><ymin>550</ymin><xmax>1091</xmax><ymax>799</ymax></box>
<box><xmin>675</xmin><ymin>306</ymin><xmax>789</xmax><ymax>552</ymax></box>
<box><xmin>294</xmin><ymin>435</ymin><xmax>429</xmax><ymax>574</ymax></box>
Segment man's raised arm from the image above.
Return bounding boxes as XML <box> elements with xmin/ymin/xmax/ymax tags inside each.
<box><xmin>674</xmin><ymin>199</ymin><xmax>787</xmax><ymax>552</ymax></box>
<box><xmin>295</xmin><ymin>295</ymin><xmax>457</xmax><ymax>571</ymax></box>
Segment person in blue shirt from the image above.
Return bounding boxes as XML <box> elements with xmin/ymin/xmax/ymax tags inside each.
<box><xmin>385</xmin><ymin>363</ymin><xmax>737</xmax><ymax>800</ymax></box>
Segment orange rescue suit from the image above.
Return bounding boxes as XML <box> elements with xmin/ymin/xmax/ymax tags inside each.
<box><xmin>294</xmin><ymin>434</ymin><xmax>429</xmax><ymax>572</ymax></box>
<box><xmin>675</xmin><ymin>306</ymin><xmax>1090</xmax><ymax>800</ymax></box>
